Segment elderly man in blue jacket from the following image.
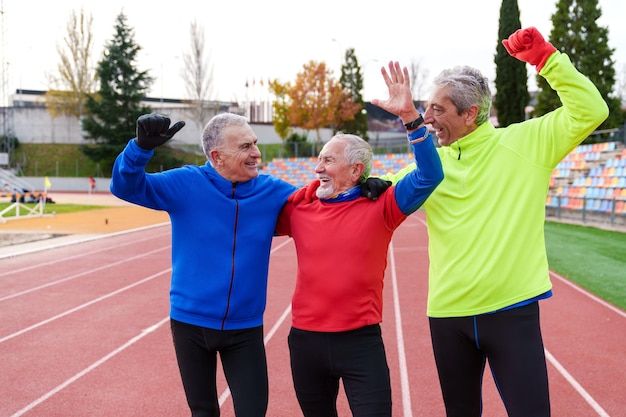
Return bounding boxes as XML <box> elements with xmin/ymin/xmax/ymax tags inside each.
<box><xmin>110</xmin><ymin>112</ymin><xmax>391</xmax><ymax>417</ymax></box>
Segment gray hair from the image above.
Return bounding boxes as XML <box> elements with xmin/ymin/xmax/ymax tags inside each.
<box><xmin>433</xmin><ymin>66</ymin><xmax>492</xmax><ymax>126</ymax></box>
<box><xmin>332</xmin><ymin>132</ymin><xmax>373</xmax><ymax>183</ymax></box>
<box><xmin>201</xmin><ymin>112</ymin><xmax>248</xmax><ymax>158</ymax></box>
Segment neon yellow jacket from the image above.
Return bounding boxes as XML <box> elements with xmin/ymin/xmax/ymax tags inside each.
<box><xmin>382</xmin><ymin>52</ymin><xmax>609</xmax><ymax>317</ymax></box>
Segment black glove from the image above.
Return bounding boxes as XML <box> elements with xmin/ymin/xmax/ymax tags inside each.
<box><xmin>135</xmin><ymin>113</ymin><xmax>186</xmax><ymax>150</ymax></box>
<box><xmin>360</xmin><ymin>177</ymin><xmax>392</xmax><ymax>200</ymax></box>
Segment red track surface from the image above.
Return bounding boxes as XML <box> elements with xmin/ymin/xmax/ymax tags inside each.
<box><xmin>1</xmin><ymin>212</ymin><xmax>624</xmax><ymax>416</ymax></box>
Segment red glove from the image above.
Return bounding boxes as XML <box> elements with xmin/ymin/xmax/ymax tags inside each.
<box><xmin>502</xmin><ymin>27</ymin><xmax>556</xmax><ymax>72</ymax></box>
<box><xmin>288</xmin><ymin>179</ymin><xmax>320</xmax><ymax>205</ymax></box>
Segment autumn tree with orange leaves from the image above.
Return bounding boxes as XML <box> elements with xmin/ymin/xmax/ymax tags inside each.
<box><xmin>270</xmin><ymin>61</ymin><xmax>360</xmax><ymax>146</ymax></box>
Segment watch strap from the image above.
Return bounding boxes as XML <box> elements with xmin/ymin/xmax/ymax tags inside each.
<box><xmin>404</xmin><ymin>115</ymin><xmax>424</xmax><ymax>130</ymax></box>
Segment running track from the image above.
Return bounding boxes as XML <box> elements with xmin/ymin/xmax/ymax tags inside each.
<box><xmin>1</xmin><ymin>212</ymin><xmax>624</xmax><ymax>416</ymax></box>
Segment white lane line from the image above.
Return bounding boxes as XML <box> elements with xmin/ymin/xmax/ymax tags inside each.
<box><xmin>549</xmin><ymin>270</ymin><xmax>626</xmax><ymax>319</ymax></box>
<box><xmin>11</xmin><ymin>236</ymin><xmax>294</xmax><ymax>414</ymax></box>
<box><xmin>9</xmin><ymin>317</ymin><xmax>170</xmax><ymax>417</ymax></box>
<box><xmin>0</xmin><ymin>245</ymin><xmax>170</xmax><ymax>302</ymax></box>
<box><xmin>0</xmin><ymin>222</ymin><xmax>170</xmax><ymax>260</ymax></box>
<box><xmin>546</xmin><ymin>270</ymin><xmax>623</xmax><ymax>416</ymax></box>
<box><xmin>218</xmin><ymin>237</ymin><xmax>294</xmax><ymax>406</ymax></box>
<box><xmin>264</xmin><ymin>303</ymin><xmax>293</xmax><ymax>345</ymax></box>
<box><xmin>0</xmin><ymin>269</ymin><xmax>171</xmax><ymax>344</ymax></box>
<box><xmin>402</xmin><ymin>216</ymin><xmax>617</xmax><ymax>415</ymax></box>
<box><xmin>389</xmin><ymin>241</ymin><xmax>414</xmax><ymax>417</ymax></box>
<box><xmin>544</xmin><ymin>349</ymin><xmax>610</xmax><ymax>417</ymax></box>
<box><xmin>0</xmin><ymin>229</ymin><xmax>170</xmax><ymax>277</ymax></box>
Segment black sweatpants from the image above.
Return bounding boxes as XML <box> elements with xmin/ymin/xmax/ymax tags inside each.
<box><xmin>170</xmin><ymin>319</ymin><xmax>268</xmax><ymax>417</ymax></box>
<box><xmin>288</xmin><ymin>324</ymin><xmax>392</xmax><ymax>417</ymax></box>
<box><xmin>429</xmin><ymin>301</ymin><xmax>550</xmax><ymax>417</ymax></box>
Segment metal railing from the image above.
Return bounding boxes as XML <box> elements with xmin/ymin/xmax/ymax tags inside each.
<box><xmin>546</xmin><ymin>195</ymin><xmax>625</xmax><ymax>226</ymax></box>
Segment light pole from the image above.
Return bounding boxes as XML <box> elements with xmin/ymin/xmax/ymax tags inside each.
<box><xmin>331</xmin><ymin>38</ymin><xmax>343</xmax><ymax>74</ymax></box>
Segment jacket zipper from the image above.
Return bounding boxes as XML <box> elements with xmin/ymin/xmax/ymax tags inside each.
<box><xmin>221</xmin><ymin>183</ymin><xmax>239</xmax><ymax>329</ymax></box>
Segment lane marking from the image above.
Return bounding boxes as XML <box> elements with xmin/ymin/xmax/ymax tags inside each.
<box><xmin>549</xmin><ymin>270</ymin><xmax>626</xmax><ymax>319</ymax></box>
<box><xmin>544</xmin><ymin>349</ymin><xmax>610</xmax><ymax>417</ymax></box>
<box><xmin>8</xmin><ymin>236</ymin><xmax>295</xmax><ymax>412</ymax></box>
<box><xmin>9</xmin><ymin>317</ymin><xmax>170</xmax><ymax>417</ymax></box>
<box><xmin>402</xmin><ymin>215</ymin><xmax>619</xmax><ymax>415</ymax></box>
<box><xmin>389</xmin><ymin>241</ymin><xmax>413</xmax><ymax>417</ymax></box>
<box><xmin>10</xmin><ymin>222</ymin><xmax>621</xmax><ymax>416</ymax></box>
<box><xmin>545</xmin><ymin>271</ymin><xmax>623</xmax><ymax>416</ymax></box>
<box><xmin>0</xmin><ymin>229</ymin><xmax>169</xmax><ymax>277</ymax></box>
<box><xmin>0</xmin><ymin>245</ymin><xmax>170</xmax><ymax>302</ymax></box>
<box><xmin>0</xmin><ymin>269</ymin><xmax>170</xmax><ymax>344</ymax></box>
<box><xmin>0</xmin><ymin>222</ymin><xmax>169</xmax><ymax>260</ymax></box>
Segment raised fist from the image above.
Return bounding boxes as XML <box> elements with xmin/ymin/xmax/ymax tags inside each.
<box><xmin>502</xmin><ymin>27</ymin><xmax>556</xmax><ymax>71</ymax></box>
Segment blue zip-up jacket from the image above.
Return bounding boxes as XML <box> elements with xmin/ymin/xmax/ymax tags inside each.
<box><xmin>110</xmin><ymin>139</ymin><xmax>297</xmax><ymax>330</ymax></box>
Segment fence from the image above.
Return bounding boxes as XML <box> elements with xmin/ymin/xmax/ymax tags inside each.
<box><xmin>546</xmin><ymin>195</ymin><xmax>625</xmax><ymax>226</ymax></box>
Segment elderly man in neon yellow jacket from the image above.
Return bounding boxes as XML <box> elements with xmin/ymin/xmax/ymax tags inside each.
<box><xmin>372</xmin><ymin>27</ymin><xmax>608</xmax><ymax>416</ymax></box>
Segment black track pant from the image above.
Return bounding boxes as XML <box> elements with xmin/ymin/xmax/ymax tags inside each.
<box><xmin>429</xmin><ymin>301</ymin><xmax>550</xmax><ymax>417</ymax></box>
<box><xmin>288</xmin><ymin>324</ymin><xmax>392</xmax><ymax>417</ymax></box>
<box><xmin>170</xmin><ymin>319</ymin><xmax>268</xmax><ymax>417</ymax></box>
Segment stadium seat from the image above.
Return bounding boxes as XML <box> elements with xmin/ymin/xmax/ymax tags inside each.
<box><xmin>599</xmin><ymin>199</ymin><xmax>611</xmax><ymax>213</ymax></box>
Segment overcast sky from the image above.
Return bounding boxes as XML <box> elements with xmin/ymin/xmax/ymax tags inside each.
<box><xmin>2</xmin><ymin>0</ymin><xmax>625</xmax><ymax>105</ymax></box>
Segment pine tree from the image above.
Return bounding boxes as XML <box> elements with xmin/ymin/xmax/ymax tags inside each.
<box><xmin>534</xmin><ymin>0</ymin><xmax>624</xmax><ymax>135</ymax></box>
<box><xmin>80</xmin><ymin>12</ymin><xmax>161</xmax><ymax>175</ymax></box>
<box><xmin>337</xmin><ymin>48</ymin><xmax>369</xmax><ymax>140</ymax></box>
<box><xmin>494</xmin><ymin>0</ymin><xmax>529</xmax><ymax>127</ymax></box>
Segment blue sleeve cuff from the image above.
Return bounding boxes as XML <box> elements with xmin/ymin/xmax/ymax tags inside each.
<box><xmin>407</xmin><ymin>126</ymin><xmax>429</xmax><ymax>143</ymax></box>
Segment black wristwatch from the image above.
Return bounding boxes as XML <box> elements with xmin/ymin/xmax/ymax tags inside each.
<box><xmin>403</xmin><ymin>115</ymin><xmax>424</xmax><ymax>130</ymax></box>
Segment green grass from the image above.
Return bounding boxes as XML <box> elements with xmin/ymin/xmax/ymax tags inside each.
<box><xmin>12</xmin><ymin>144</ymin><xmax>100</xmax><ymax>177</ymax></box>
<box><xmin>0</xmin><ymin>202</ymin><xmax>105</xmax><ymax>216</ymax></box>
<box><xmin>544</xmin><ymin>221</ymin><xmax>626</xmax><ymax>310</ymax></box>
